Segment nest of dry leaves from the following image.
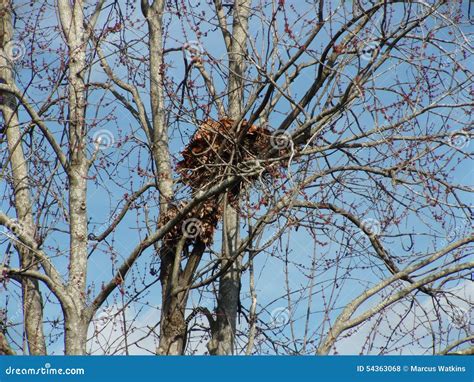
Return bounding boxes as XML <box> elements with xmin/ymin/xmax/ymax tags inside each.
<box><xmin>162</xmin><ymin>118</ymin><xmax>285</xmax><ymax>246</ymax></box>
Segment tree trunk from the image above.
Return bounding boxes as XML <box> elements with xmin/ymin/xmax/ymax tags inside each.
<box><xmin>208</xmin><ymin>0</ymin><xmax>250</xmax><ymax>355</ymax></box>
<box><xmin>208</xmin><ymin>202</ymin><xmax>241</xmax><ymax>354</ymax></box>
<box><xmin>0</xmin><ymin>0</ymin><xmax>46</xmax><ymax>355</ymax></box>
<box><xmin>57</xmin><ymin>0</ymin><xmax>89</xmax><ymax>354</ymax></box>
<box><xmin>143</xmin><ymin>0</ymin><xmax>174</xmax><ymax>210</ymax></box>
<box><xmin>64</xmin><ymin>309</ymin><xmax>88</xmax><ymax>355</ymax></box>
<box><xmin>142</xmin><ymin>1</ymin><xmax>187</xmax><ymax>355</ymax></box>
<box><xmin>156</xmin><ymin>246</ymin><xmax>187</xmax><ymax>355</ymax></box>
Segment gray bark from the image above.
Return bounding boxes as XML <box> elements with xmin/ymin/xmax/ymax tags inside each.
<box><xmin>142</xmin><ymin>0</ymin><xmax>190</xmax><ymax>355</ymax></box>
<box><xmin>57</xmin><ymin>0</ymin><xmax>89</xmax><ymax>354</ymax></box>
<box><xmin>0</xmin><ymin>0</ymin><xmax>46</xmax><ymax>355</ymax></box>
<box><xmin>208</xmin><ymin>0</ymin><xmax>251</xmax><ymax>355</ymax></box>
<box><xmin>208</xmin><ymin>201</ymin><xmax>241</xmax><ymax>354</ymax></box>
<box><xmin>0</xmin><ymin>331</ymin><xmax>15</xmax><ymax>355</ymax></box>
<box><xmin>142</xmin><ymin>0</ymin><xmax>174</xmax><ymax>210</ymax></box>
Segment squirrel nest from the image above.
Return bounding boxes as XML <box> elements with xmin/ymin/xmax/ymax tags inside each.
<box><xmin>162</xmin><ymin>118</ymin><xmax>285</xmax><ymax>246</ymax></box>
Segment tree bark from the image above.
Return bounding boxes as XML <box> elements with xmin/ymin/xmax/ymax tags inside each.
<box><xmin>142</xmin><ymin>0</ymin><xmax>190</xmax><ymax>355</ymax></box>
<box><xmin>0</xmin><ymin>332</ymin><xmax>15</xmax><ymax>355</ymax></box>
<box><xmin>156</xmin><ymin>246</ymin><xmax>187</xmax><ymax>355</ymax></box>
<box><xmin>208</xmin><ymin>201</ymin><xmax>241</xmax><ymax>355</ymax></box>
<box><xmin>63</xmin><ymin>308</ymin><xmax>88</xmax><ymax>355</ymax></box>
<box><xmin>57</xmin><ymin>0</ymin><xmax>89</xmax><ymax>354</ymax></box>
<box><xmin>143</xmin><ymin>0</ymin><xmax>174</xmax><ymax>210</ymax></box>
<box><xmin>156</xmin><ymin>236</ymin><xmax>206</xmax><ymax>355</ymax></box>
<box><xmin>208</xmin><ymin>0</ymin><xmax>251</xmax><ymax>355</ymax></box>
<box><xmin>0</xmin><ymin>0</ymin><xmax>46</xmax><ymax>355</ymax></box>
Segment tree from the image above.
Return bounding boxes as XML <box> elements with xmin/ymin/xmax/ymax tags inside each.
<box><xmin>0</xmin><ymin>0</ymin><xmax>472</xmax><ymax>355</ymax></box>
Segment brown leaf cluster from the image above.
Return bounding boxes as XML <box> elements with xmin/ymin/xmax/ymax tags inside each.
<box><xmin>161</xmin><ymin>199</ymin><xmax>222</xmax><ymax>246</ymax></box>
<box><xmin>164</xmin><ymin>118</ymin><xmax>282</xmax><ymax>246</ymax></box>
<box><xmin>176</xmin><ymin>118</ymin><xmax>274</xmax><ymax>189</ymax></box>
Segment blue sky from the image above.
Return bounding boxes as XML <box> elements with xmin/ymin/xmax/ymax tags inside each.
<box><xmin>0</xmin><ymin>0</ymin><xmax>472</xmax><ymax>355</ymax></box>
